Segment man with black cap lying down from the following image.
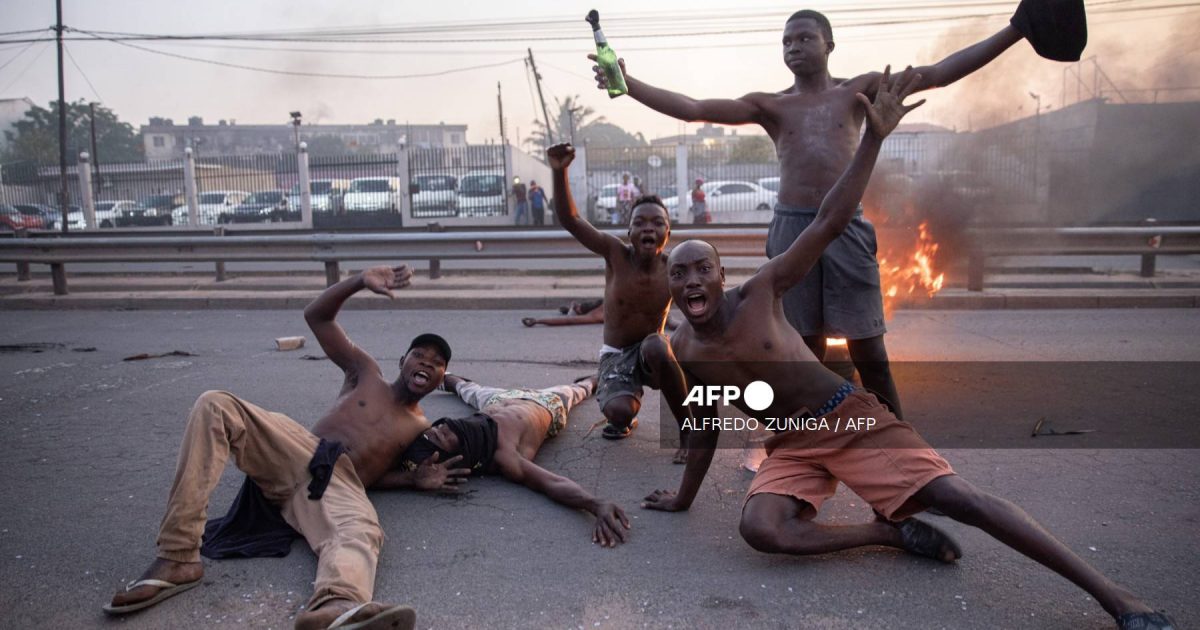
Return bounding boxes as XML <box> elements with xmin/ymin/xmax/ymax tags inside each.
<box><xmin>104</xmin><ymin>264</ymin><xmax>464</xmax><ymax>630</ymax></box>
<box><xmin>395</xmin><ymin>372</ymin><xmax>633</xmax><ymax>547</ymax></box>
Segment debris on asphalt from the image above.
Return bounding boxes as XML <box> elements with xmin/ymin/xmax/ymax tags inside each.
<box><xmin>1031</xmin><ymin>417</ymin><xmax>1097</xmax><ymax>437</ymax></box>
<box><xmin>275</xmin><ymin>336</ymin><xmax>306</xmax><ymax>351</ymax></box>
<box><xmin>122</xmin><ymin>350</ymin><xmax>198</xmax><ymax>361</ymax></box>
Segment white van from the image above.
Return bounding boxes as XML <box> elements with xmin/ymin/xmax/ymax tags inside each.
<box><xmin>343</xmin><ymin>177</ymin><xmax>400</xmax><ymax>213</ymax></box>
<box><xmin>456</xmin><ymin>171</ymin><xmax>506</xmax><ymax>217</ymax></box>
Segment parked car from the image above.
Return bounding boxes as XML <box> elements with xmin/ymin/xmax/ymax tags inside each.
<box><xmin>286</xmin><ymin>178</ymin><xmax>350</xmax><ymax>215</ymax></box>
<box><xmin>57</xmin><ymin>205</ymin><xmax>85</xmax><ymax>230</ymax></box>
<box><xmin>411</xmin><ymin>174</ymin><xmax>458</xmax><ymax>215</ymax></box>
<box><xmin>594</xmin><ymin>184</ymin><xmax>620</xmax><ymax>218</ymax></box>
<box><xmin>757</xmin><ymin>176</ymin><xmax>780</xmax><ymax>192</ymax></box>
<box><xmin>13</xmin><ymin>204</ymin><xmax>58</xmax><ymax>230</ymax></box>
<box><xmin>222</xmin><ymin>190</ymin><xmax>290</xmax><ymax>223</ymax></box>
<box><xmin>456</xmin><ymin>171</ymin><xmax>506</xmax><ymax>217</ymax></box>
<box><xmin>343</xmin><ymin>177</ymin><xmax>400</xmax><ymax>213</ymax></box>
<box><xmin>663</xmin><ymin>180</ymin><xmax>776</xmax><ymax>218</ymax></box>
<box><xmin>0</xmin><ymin>204</ymin><xmax>46</xmax><ymax>230</ymax></box>
<box><xmin>171</xmin><ymin>191</ymin><xmax>249</xmax><ymax>226</ymax></box>
<box><xmin>94</xmin><ymin>200</ymin><xmax>142</xmax><ymax>228</ymax></box>
<box><xmin>118</xmin><ymin>194</ymin><xmax>183</xmax><ymax>226</ymax></box>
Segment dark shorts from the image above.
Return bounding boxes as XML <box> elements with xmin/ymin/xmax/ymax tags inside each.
<box><xmin>596</xmin><ymin>343</ymin><xmax>648</xmax><ymax>410</ymax></box>
<box><xmin>766</xmin><ymin>203</ymin><xmax>886</xmax><ymax>340</ymax></box>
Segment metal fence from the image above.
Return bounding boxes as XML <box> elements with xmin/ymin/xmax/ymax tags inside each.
<box><xmin>408</xmin><ymin>145</ymin><xmax>507</xmax><ymax>220</ymax></box>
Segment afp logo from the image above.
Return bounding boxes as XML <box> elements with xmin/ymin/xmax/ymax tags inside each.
<box><xmin>683</xmin><ymin>381</ymin><xmax>775</xmax><ymax>411</ymax></box>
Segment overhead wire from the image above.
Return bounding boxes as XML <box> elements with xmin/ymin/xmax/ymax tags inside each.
<box><xmin>63</xmin><ymin>43</ymin><xmax>103</xmax><ymax>102</ymax></box>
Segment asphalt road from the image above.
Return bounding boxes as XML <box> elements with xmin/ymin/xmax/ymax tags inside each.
<box><xmin>0</xmin><ymin>309</ymin><xmax>1197</xmax><ymax>629</ymax></box>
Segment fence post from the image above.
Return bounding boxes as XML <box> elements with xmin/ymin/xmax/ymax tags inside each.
<box><xmin>14</xmin><ymin>228</ymin><xmax>30</xmax><ymax>281</ymax></box>
<box><xmin>298</xmin><ymin>142</ymin><xmax>313</xmax><ymax>229</ymax></box>
<box><xmin>1141</xmin><ymin>218</ymin><xmax>1159</xmax><ymax>278</ymax></box>
<box><xmin>503</xmin><ymin>143</ymin><xmax>515</xmax><ymax>220</ymax></box>
<box><xmin>213</xmin><ymin>226</ymin><xmax>226</xmax><ymax>282</ymax></box>
<box><xmin>967</xmin><ymin>251</ymin><xmax>985</xmax><ymax>292</ymax></box>
<box><xmin>568</xmin><ymin>146</ymin><xmax>587</xmax><ymax>227</ymax></box>
<box><xmin>675</xmin><ymin>144</ymin><xmax>690</xmax><ymax>225</ymax></box>
<box><xmin>324</xmin><ymin>261</ymin><xmax>340</xmax><ymax>287</ymax></box>
<box><xmin>78</xmin><ymin>152</ymin><xmax>95</xmax><ymax>229</ymax></box>
<box><xmin>184</xmin><ymin>148</ymin><xmax>200</xmax><ymax>227</ymax></box>
<box><xmin>396</xmin><ymin>147</ymin><xmax>412</xmax><ymax>227</ymax></box>
<box><xmin>50</xmin><ymin>262</ymin><xmax>67</xmax><ymax>295</ymax></box>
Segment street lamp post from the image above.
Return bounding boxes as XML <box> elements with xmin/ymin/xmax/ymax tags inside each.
<box><xmin>290</xmin><ymin>111</ymin><xmax>302</xmax><ymax>153</ymax></box>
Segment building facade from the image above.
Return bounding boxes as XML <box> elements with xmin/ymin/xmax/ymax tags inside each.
<box><xmin>140</xmin><ymin>117</ymin><xmax>468</xmax><ymax>160</ymax></box>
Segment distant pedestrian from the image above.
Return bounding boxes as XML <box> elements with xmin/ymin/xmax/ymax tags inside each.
<box><xmin>512</xmin><ymin>177</ymin><xmax>529</xmax><ymax>225</ymax></box>
<box><xmin>689</xmin><ymin>178</ymin><xmax>710</xmax><ymax>225</ymax></box>
<box><xmin>615</xmin><ymin>173</ymin><xmax>637</xmax><ymax>225</ymax></box>
<box><xmin>529</xmin><ymin>180</ymin><xmax>548</xmax><ymax>226</ymax></box>
<box><xmin>633</xmin><ymin>176</ymin><xmax>647</xmax><ymax>196</ymax></box>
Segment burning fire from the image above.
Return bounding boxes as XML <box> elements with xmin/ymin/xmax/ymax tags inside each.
<box><xmin>877</xmin><ymin>220</ymin><xmax>945</xmax><ymax>318</ymax></box>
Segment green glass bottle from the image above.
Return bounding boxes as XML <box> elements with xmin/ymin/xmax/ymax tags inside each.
<box><xmin>586</xmin><ymin>10</ymin><xmax>628</xmax><ymax>98</ymax></box>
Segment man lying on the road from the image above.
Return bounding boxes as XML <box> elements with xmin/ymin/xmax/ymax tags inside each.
<box><xmin>104</xmin><ymin>264</ymin><xmax>465</xmax><ymax>630</ymax></box>
<box><xmin>396</xmin><ymin>372</ymin><xmax>632</xmax><ymax>547</ymax></box>
<box><xmin>646</xmin><ymin>68</ymin><xmax>1173</xmax><ymax>630</ymax></box>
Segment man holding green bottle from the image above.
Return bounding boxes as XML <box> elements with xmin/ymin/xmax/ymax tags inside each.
<box><xmin>590</xmin><ymin>4</ymin><xmax>1086</xmax><ymax>424</ymax></box>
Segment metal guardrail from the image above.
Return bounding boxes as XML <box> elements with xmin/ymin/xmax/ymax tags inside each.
<box><xmin>965</xmin><ymin>226</ymin><xmax>1200</xmax><ymax>291</ymax></box>
<box><xmin>0</xmin><ymin>228</ymin><xmax>768</xmax><ymax>294</ymax></box>
<box><xmin>2</xmin><ymin>226</ymin><xmax>1198</xmax><ymax>295</ymax></box>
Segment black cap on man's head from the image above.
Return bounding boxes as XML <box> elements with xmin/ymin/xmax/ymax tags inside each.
<box><xmin>408</xmin><ymin>333</ymin><xmax>452</xmax><ymax>362</ymax></box>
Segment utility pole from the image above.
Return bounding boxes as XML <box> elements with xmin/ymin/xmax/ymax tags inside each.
<box><xmin>55</xmin><ymin>0</ymin><xmax>69</xmax><ymax>234</ymax></box>
<box><xmin>496</xmin><ymin>82</ymin><xmax>507</xmax><ymax>148</ymax></box>
<box><xmin>527</xmin><ymin>48</ymin><xmax>554</xmax><ymax>149</ymax></box>
<box><xmin>89</xmin><ymin>102</ymin><xmax>100</xmax><ymax>199</ymax></box>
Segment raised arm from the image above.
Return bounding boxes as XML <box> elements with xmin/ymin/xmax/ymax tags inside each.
<box><xmin>547</xmin><ymin>143</ymin><xmax>624</xmax><ymax>257</ymax></box>
<box><xmin>753</xmin><ymin>67</ymin><xmax>924</xmax><ymax>298</ymax></box>
<box><xmin>303</xmin><ymin>265</ymin><xmax>412</xmax><ymax>375</ymax></box>
<box><xmin>856</xmin><ymin>25</ymin><xmax>1022</xmax><ymax>96</ymax></box>
<box><xmin>495</xmin><ymin>451</ymin><xmax>631</xmax><ymax>547</ymax></box>
<box><xmin>590</xmin><ymin>55</ymin><xmax>763</xmax><ymax>125</ymax></box>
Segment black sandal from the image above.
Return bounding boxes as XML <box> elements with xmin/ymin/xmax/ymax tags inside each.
<box><xmin>897</xmin><ymin>517</ymin><xmax>962</xmax><ymax>563</ymax></box>
<box><xmin>1117</xmin><ymin>612</ymin><xmax>1175</xmax><ymax>630</ymax></box>
<box><xmin>601</xmin><ymin>418</ymin><xmax>638</xmax><ymax>440</ymax></box>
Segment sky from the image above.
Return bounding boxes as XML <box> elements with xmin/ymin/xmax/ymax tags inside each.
<box><xmin>2</xmin><ymin>0</ymin><xmax>1198</xmax><ymax>145</ymax></box>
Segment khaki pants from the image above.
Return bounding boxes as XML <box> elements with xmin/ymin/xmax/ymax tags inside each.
<box><xmin>156</xmin><ymin>390</ymin><xmax>383</xmax><ymax>610</ymax></box>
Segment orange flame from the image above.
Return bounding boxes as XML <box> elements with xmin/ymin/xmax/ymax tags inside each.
<box><xmin>877</xmin><ymin>220</ymin><xmax>945</xmax><ymax>319</ymax></box>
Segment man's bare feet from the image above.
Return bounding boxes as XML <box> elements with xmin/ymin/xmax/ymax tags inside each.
<box><xmin>522</xmin><ymin>317</ymin><xmax>539</xmax><ymax>327</ymax></box>
<box><xmin>295</xmin><ymin>599</ymin><xmax>415</xmax><ymax>630</ymax></box>
<box><xmin>672</xmin><ymin>447</ymin><xmax>688</xmax><ymax>464</ymax></box>
<box><xmin>108</xmin><ymin>557</ymin><xmax>203</xmax><ymax>608</ymax></box>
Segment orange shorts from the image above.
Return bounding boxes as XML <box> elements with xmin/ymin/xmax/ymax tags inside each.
<box><xmin>746</xmin><ymin>389</ymin><xmax>955</xmax><ymax>522</ymax></box>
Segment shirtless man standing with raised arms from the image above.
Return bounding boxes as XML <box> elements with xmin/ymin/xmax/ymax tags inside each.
<box><xmin>647</xmin><ymin>69</ymin><xmax>1172</xmax><ymax>630</ymax></box>
<box><xmin>593</xmin><ymin>4</ymin><xmax>1081</xmax><ymax>419</ymax></box>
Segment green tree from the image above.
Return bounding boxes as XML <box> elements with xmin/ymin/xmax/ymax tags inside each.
<box><xmin>526</xmin><ymin>95</ymin><xmax>602</xmax><ymax>149</ymax></box>
<box><xmin>2</xmin><ymin>100</ymin><xmax>143</xmax><ymax>165</ymax></box>
<box><xmin>577</xmin><ymin>121</ymin><xmax>647</xmax><ymax>148</ymax></box>
<box><xmin>728</xmin><ymin>135</ymin><xmax>774</xmax><ymax>164</ymax></box>
<box><xmin>524</xmin><ymin>95</ymin><xmax>647</xmax><ymax>151</ymax></box>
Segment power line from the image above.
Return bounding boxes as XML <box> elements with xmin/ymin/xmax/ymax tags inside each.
<box><xmin>0</xmin><ymin>41</ymin><xmax>50</xmax><ymax>95</ymax></box>
<box><xmin>76</xmin><ymin>29</ymin><xmax>524</xmax><ymax>80</ymax></box>
<box><xmin>63</xmin><ymin>43</ymin><xmax>102</xmax><ymax>102</ymax></box>
<box><xmin>0</xmin><ymin>40</ymin><xmax>39</xmax><ymax>73</ymax></box>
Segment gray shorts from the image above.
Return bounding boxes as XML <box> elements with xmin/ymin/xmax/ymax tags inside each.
<box><xmin>596</xmin><ymin>342</ymin><xmax>648</xmax><ymax>410</ymax></box>
<box><xmin>765</xmin><ymin>203</ymin><xmax>886</xmax><ymax>340</ymax></box>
